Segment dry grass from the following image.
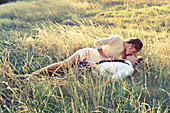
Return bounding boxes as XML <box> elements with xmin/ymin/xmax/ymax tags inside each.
<box><xmin>0</xmin><ymin>0</ymin><xmax>169</xmax><ymax>112</ymax></box>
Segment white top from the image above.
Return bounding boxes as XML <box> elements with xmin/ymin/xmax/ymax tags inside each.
<box><xmin>97</xmin><ymin>60</ymin><xmax>134</xmax><ymax>81</ymax></box>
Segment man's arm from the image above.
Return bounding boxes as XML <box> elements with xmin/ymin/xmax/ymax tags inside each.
<box><xmin>94</xmin><ymin>36</ymin><xmax>122</xmax><ymax>49</ymax></box>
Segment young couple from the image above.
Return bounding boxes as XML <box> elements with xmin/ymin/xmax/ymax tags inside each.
<box><xmin>23</xmin><ymin>35</ymin><xmax>143</xmax><ymax>80</ymax></box>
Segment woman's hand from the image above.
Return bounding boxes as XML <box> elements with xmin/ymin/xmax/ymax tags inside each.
<box><xmin>126</xmin><ymin>55</ymin><xmax>139</xmax><ymax>65</ymax></box>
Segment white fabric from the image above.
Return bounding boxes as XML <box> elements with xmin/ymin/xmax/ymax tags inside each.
<box><xmin>97</xmin><ymin>60</ymin><xmax>134</xmax><ymax>81</ymax></box>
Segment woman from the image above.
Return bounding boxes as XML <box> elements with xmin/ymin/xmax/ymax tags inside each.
<box><xmin>32</xmin><ymin>36</ymin><xmax>143</xmax><ymax>75</ymax></box>
<box><xmin>92</xmin><ymin>55</ymin><xmax>143</xmax><ymax>81</ymax></box>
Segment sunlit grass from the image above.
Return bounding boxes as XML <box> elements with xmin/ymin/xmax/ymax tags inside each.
<box><xmin>0</xmin><ymin>0</ymin><xmax>169</xmax><ymax>112</ymax></box>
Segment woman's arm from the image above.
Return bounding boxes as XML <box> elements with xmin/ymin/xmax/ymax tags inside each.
<box><xmin>125</xmin><ymin>55</ymin><xmax>139</xmax><ymax>65</ymax></box>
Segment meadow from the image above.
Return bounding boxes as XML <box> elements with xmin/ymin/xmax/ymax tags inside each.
<box><xmin>0</xmin><ymin>0</ymin><xmax>169</xmax><ymax>112</ymax></box>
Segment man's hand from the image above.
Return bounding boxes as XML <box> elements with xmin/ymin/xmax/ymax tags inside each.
<box><xmin>98</xmin><ymin>49</ymin><xmax>106</xmax><ymax>58</ymax></box>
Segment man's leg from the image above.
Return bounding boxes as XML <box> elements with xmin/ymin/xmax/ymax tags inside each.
<box><xmin>32</xmin><ymin>52</ymin><xmax>81</xmax><ymax>75</ymax></box>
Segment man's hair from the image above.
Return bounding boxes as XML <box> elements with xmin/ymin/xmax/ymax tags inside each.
<box><xmin>126</xmin><ymin>38</ymin><xmax>143</xmax><ymax>52</ymax></box>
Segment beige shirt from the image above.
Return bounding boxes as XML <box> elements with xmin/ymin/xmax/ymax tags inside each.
<box><xmin>94</xmin><ymin>36</ymin><xmax>124</xmax><ymax>58</ymax></box>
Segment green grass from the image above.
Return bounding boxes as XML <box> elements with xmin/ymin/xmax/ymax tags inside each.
<box><xmin>0</xmin><ymin>0</ymin><xmax>170</xmax><ymax>112</ymax></box>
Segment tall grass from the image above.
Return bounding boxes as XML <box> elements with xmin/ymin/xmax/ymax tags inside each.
<box><xmin>0</xmin><ymin>0</ymin><xmax>169</xmax><ymax>112</ymax></box>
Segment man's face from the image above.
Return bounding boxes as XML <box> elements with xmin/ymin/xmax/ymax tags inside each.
<box><xmin>126</xmin><ymin>44</ymin><xmax>138</xmax><ymax>55</ymax></box>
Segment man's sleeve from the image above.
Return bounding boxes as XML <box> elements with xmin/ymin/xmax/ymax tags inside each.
<box><xmin>94</xmin><ymin>36</ymin><xmax>122</xmax><ymax>49</ymax></box>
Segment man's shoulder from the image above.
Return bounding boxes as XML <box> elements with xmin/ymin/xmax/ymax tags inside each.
<box><xmin>108</xmin><ymin>36</ymin><xmax>123</xmax><ymax>43</ymax></box>
<box><xmin>110</xmin><ymin>36</ymin><xmax>123</xmax><ymax>39</ymax></box>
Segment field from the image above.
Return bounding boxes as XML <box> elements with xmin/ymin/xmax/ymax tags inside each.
<box><xmin>0</xmin><ymin>0</ymin><xmax>169</xmax><ymax>112</ymax></box>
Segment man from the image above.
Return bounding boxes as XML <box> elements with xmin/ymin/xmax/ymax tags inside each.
<box><xmin>94</xmin><ymin>36</ymin><xmax>143</xmax><ymax>64</ymax></box>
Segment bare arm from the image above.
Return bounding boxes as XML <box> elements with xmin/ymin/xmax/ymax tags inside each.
<box><xmin>97</xmin><ymin>48</ymin><xmax>106</xmax><ymax>58</ymax></box>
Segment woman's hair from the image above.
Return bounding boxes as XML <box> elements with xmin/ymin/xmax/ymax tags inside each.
<box><xmin>126</xmin><ymin>38</ymin><xmax>143</xmax><ymax>52</ymax></box>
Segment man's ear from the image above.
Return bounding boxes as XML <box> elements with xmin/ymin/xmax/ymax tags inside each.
<box><xmin>129</xmin><ymin>43</ymin><xmax>134</xmax><ymax>49</ymax></box>
<box><xmin>128</xmin><ymin>43</ymin><xmax>133</xmax><ymax>49</ymax></box>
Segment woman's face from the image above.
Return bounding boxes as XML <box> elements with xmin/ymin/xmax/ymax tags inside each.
<box><xmin>126</xmin><ymin>44</ymin><xmax>137</xmax><ymax>55</ymax></box>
